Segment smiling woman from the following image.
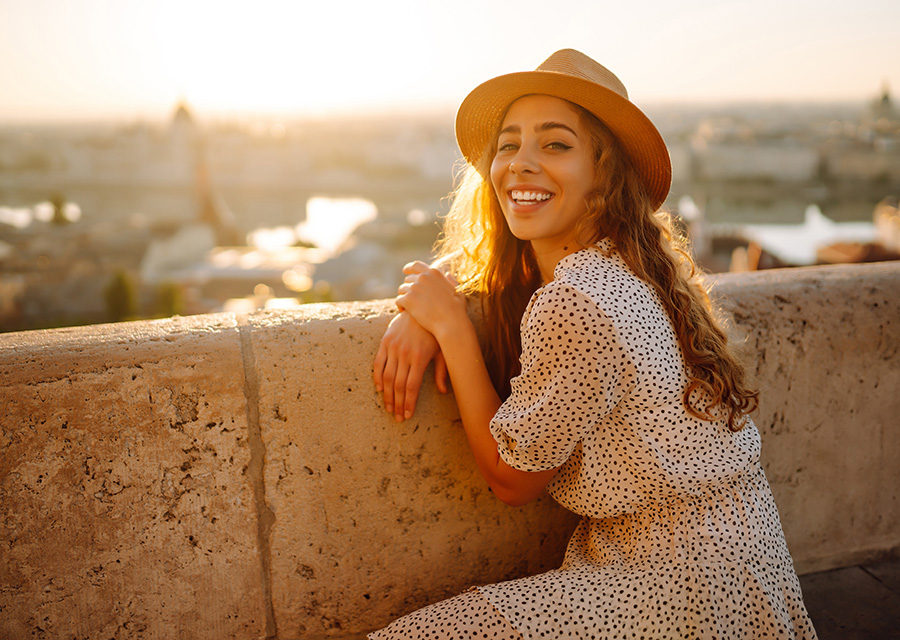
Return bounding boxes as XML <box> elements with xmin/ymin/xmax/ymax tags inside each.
<box><xmin>371</xmin><ymin>49</ymin><xmax>819</xmax><ymax>639</ymax></box>
<box><xmin>490</xmin><ymin>96</ymin><xmax>596</xmax><ymax>259</ymax></box>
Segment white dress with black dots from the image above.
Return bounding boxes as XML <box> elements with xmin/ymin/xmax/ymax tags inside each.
<box><xmin>371</xmin><ymin>240</ymin><xmax>817</xmax><ymax>640</ymax></box>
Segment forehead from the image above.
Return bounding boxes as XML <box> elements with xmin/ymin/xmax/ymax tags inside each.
<box><xmin>500</xmin><ymin>95</ymin><xmax>582</xmax><ymax>128</ymax></box>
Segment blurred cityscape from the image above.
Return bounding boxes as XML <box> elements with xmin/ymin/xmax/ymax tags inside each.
<box><xmin>1</xmin><ymin>88</ymin><xmax>899</xmax><ymax>333</ymax></box>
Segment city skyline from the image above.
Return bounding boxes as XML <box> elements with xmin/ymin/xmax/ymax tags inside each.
<box><xmin>1</xmin><ymin>0</ymin><xmax>899</xmax><ymax>122</ymax></box>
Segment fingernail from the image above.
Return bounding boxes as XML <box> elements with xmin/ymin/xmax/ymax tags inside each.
<box><xmin>385</xmin><ymin>404</ymin><xmax>392</xmax><ymax>413</ymax></box>
<box><xmin>395</xmin><ymin>414</ymin><xmax>404</xmax><ymax>423</ymax></box>
<box><xmin>404</xmin><ymin>410</ymin><xmax>412</xmax><ymax>419</ymax></box>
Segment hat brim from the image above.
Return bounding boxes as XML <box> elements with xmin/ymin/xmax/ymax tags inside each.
<box><xmin>455</xmin><ymin>70</ymin><xmax>672</xmax><ymax>211</ymax></box>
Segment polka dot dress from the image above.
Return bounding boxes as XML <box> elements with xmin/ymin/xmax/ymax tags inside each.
<box><xmin>371</xmin><ymin>590</ymin><xmax>524</xmax><ymax>640</ymax></box>
<box><xmin>370</xmin><ymin>240</ymin><xmax>817</xmax><ymax>639</ymax></box>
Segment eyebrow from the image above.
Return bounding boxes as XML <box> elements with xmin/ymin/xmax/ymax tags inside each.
<box><xmin>498</xmin><ymin>122</ymin><xmax>579</xmax><ymax>137</ymax></box>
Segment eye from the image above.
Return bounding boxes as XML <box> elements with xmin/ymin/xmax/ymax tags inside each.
<box><xmin>546</xmin><ymin>141</ymin><xmax>572</xmax><ymax>151</ymax></box>
<box><xmin>497</xmin><ymin>141</ymin><xmax>519</xmax><ymax>152</ymax></box>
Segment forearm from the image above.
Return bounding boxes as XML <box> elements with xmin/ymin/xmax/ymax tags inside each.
<box><xmin>435</xmin><ymin>322</ymin><xmax>502</xmax><ymax>467</ymax></box>
<box><xmin>434</xmin><ymin>320</ymin><xmax>557</xmax><ymax>505</ymax></box>
<box><xmin>395</xmin><ymin>262</ymin><xmax>557</xmax><ymax>504</ymax></box>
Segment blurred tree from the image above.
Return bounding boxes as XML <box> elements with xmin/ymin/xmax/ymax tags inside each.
<box><xmin>50</xmin><ymin>193</ymin><xmax>70</xmax><ymax>225</ymax></box>
<box><xmin>104</xmin><ymin>270</ymin><xmax>137</xmax><ymax>322</ymax></box>
<box><xmin>155</xmin><ymin>281</ymin><xmax>184</xmax><ymax>317</ymax></box>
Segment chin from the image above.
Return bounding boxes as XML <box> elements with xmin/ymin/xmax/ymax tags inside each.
<box><xmin>505</xmin><ymin>225</ymin><xmax>538</xmax><ymax>243</ymax></box>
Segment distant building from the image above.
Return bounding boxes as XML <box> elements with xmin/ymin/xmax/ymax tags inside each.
<box><xmin>867</xmin><ymin>82</ymin><xmax>899</xmax><ymax>129</ymax></box>
<box><xmin>874</xmin><ymin>197</ymin><xmax>900</xmax><ymax>253</ymax></box>
<box><xmin>194</xmin><ymin>160</ymin><xmax>243</xmax><ymax>246</ymax></box>
<box><xmin>690</xmin><ymin>116</ymin><xmax>820</xmax><ymax>183</ymax></box>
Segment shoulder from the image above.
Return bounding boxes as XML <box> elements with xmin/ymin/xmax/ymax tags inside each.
<box><xmin>555</xmin><ymin>244</ymin><xmax>639</xmax><ymax>293</ymax></box>
<box><xmin>523</xmin><ymin>279</ymin><xmax>617</xmax><ymax>353</ymax></box>
<box><xmin>528</xmin><ymin>279</ymin><xmax>600</xmax><ymax>324</ymax></box>
<box><xmin>553</xmin><ymin>244</ymin><xmax>663</xmax><ymax>324</ymax></box>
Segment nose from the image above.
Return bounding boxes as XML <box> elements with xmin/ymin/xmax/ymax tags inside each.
<box><xmin>509</xmin><ymin>147</ymin><xmax>538</xmax><ymax>175</ymax></box>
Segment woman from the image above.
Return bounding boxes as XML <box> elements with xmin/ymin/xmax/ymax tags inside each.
<box><xmin>371</xmin><ymin>49</ymin><xmax>817</xmax><ymax>639</ymax></box>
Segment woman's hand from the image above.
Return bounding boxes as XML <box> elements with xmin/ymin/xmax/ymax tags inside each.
<box><xmin>373</xmin><ymin>311</ymin><xmax>449</xmax><ymax>422</ymax></box>
<box><xmin>379</xmin><ymin>262</ymin><xmax>557</xmax><ymax>505</ymax></box>
<box><xmin>395</xmin><ymin>261</ymin><xmax>469</xmax><ymax>341</ymax></box>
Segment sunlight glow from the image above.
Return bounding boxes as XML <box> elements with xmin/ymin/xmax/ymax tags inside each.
<box><xmin>297</xmin><ymin>197</ymin><xmax>378</xmax><ymax>254</ymax></box>
<box><xmin>0</xmin><ymin>0</ymin><xmax>898</xmax><ymax>120</ymax></box>
<box><xmin>247</xmin><ymin>226</ymin><xmax>298</xmax><ymax>251</ymax></box>
<box><xmin>142</xmin><ymin>0</ymin><xmax>438</xmax><ymax>115</ymax></box>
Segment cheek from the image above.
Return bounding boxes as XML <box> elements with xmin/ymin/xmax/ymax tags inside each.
<box><xmin>569</xmin><ymin>160</ymin><xmax>596</xmax><ymax>196</ymax></box>
<box><xmin>489</xmin><ymin>157</ymin><xmax>504</xmax><ymax>194</ymax></box>
<box><xmin>581</xmin><ymin>152</ymin><xmax>598</xmax><ymax>191</ymax></box>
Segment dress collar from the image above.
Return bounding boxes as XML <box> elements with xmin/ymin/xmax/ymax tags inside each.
<box><xmin>552</xmin><ymin>238</ymin><xmax>615</xmax><ymax>280</ymax></box>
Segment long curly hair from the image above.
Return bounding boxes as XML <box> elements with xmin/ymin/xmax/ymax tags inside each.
<box><xmin>436</xmin><ymin>99</ymin><xmax>758</xmax><ymax>431</ymax></box>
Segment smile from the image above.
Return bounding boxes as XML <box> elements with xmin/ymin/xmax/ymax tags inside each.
<box><xmin>510</xmin><ymin>190</ymin><xmax>553</xmax><ymax>205</ymax></box>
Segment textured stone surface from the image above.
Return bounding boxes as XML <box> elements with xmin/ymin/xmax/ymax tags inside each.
<box><xmin>711</xmin><ymin>263</ymin><xmax>900</xmax><ymax>574</ymax></box>
<box><xmin>0</xmin><ymin>314</ymin><xmax>268</xmax><ymax>640</ymax></box>
<box><xmin>1</xmin><ymin>263</ymin><xmax>898</xmax><ymax>639</ymax></box>
<box><xmin>251</xmin><ymin>302</ymin><xmax>578</xmax><ymax>639</ymax></box>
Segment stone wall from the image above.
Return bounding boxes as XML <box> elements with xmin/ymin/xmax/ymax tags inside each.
<box><xmin>2</xmin><ymin>262</ymin><xmax>898</xmax><ymax>640</ymax></box>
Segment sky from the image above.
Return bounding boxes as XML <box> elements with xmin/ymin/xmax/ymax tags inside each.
<box><xmin>1</xmin><ymin>0</ymin><xmax>898</xmax><ymax>122</ymax></box>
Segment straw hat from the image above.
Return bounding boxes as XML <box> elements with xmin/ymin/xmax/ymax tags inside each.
<box><xmin>455</xmin><ymin>49</ymin><xmax>672</xmax><ymax>210</ymax></box>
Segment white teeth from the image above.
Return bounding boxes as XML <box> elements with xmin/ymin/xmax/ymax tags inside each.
<box><xmin>511</xmin><ymin>190</ymin><xmax>551</xmax><ymax>203</ymax></box>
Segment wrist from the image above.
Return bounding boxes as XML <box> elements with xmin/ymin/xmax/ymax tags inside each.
<box><xmin>432</xmin><ymin>307</ymin><xmax>476</xmax><ymax>349</ymax></box>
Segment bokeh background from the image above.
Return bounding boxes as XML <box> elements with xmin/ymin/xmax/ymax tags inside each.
<box><xmin>1</xmin><ymin>0</ymin><xmax>899</xmax><ymax>331</ymax></box>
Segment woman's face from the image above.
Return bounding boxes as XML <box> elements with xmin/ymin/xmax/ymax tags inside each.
<box><xmin>490</xmin><ymin>95</ymin><xmax>595</xmax><ymax>249</ymax></box>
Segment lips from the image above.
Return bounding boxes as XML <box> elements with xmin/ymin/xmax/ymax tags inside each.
<box><xmin>509</xmin><ymin>189</ymin><xmax>554</xmax><ymax>205</ymax></box>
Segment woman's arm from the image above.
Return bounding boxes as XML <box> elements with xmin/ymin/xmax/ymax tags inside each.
<box><xmin>373</xmin><ymin>311</ymin><xmax>448</xmax><ymax>422</ymax></box>
<box><xmin>373</xmin><ymin>256</ymin><xmax>461</xmax><ymax>421</ymax></box>
<box><xmin>397</xmin><ymin>261</ymin><xmax>558</xmax><ymax>506</ymax></box>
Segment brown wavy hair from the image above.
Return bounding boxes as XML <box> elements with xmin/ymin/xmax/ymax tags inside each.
<box><xmin>437</xmin><ymin>99</ymin><xmax>758</xmax><ymax>431</ymax></box>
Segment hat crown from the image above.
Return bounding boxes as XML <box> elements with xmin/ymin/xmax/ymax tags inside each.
<box><xmin>536</xmin><ymin>49</ymin><xmax>629</xmax><ymax>100</ymax></box>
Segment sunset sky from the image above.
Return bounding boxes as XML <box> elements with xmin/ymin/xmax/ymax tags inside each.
<box><xmin>1</xmin><ymin>0</ymin><xmax>898</xmax><ymax>121</ymax></box>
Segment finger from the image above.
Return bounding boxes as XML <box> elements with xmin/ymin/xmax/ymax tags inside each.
<box><xmin>381</xmin><ymin>351</ymin><xmax>398</xmax><ymax>415</ymax></box>
<box><xmin>402</xmin><ymin>260</ymin><xmax>430</xmax><ymax>275</ymax></box>
<box><xmin>403</xmin><ymin>358</ymin><xmax>429</xmax><ymax>420</ymax></box>
<box><xmin>392</xmin><ymin>362</ymin><xmax>411</xmax><ymax>422</ymax></box>
<box><xmin>395</xmin><ymin>290</ymin><xmax>418</xmax><ymax>314</ymax></box>
<box><xmin>434</xmin><ymin>352</ymin><xmax>449</xmax><ymax>394</ymax></box>
<box><xmin>373</xmin><ymin>340</ymin><xmax>388</xmax><ymax>392</ymax></box>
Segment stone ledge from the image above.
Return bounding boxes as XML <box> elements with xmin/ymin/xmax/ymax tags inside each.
<box><xmin>710</xmin><ymin>262</ymin><xmax>900</xmax><ymax>575</ymax></box>
<box><xmin>1</xmin><ymin>262</ymin><xmax>898</xmax><ymax>639</ymax></box>
<box><xmin>0</xmin><ymin>314</ymin><xmax>269</xmax><ymax>639</ymax></box>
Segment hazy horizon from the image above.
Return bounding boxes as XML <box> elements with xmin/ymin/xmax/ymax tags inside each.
<box><xmin>0</xmin><ymin>96</ymin><xmax>877</xmax><ymax>128</ymax></box>
<box><xmin>1</xmin><ymin>0</ymin><xmax>898</xmax><ymax>124</ymax></box>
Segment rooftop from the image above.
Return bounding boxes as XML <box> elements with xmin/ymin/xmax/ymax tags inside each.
<box><xmin>801</xmin><ymin>557</ymin><xmax>900</xmax><ymax>639</ymax></box>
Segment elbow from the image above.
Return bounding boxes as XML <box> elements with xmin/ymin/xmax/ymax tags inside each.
<box><xmin>490</xmin><ymin>484</ymin><xmax>540</xmax><ymax>507</ymax></box>
<box><xmin>485</xmin><ymin>459</ymin><xmax>557</xmax><ymax>507</ymax></box>
<box><xmin>500</xmin><ymin>494</ymin><xmax>535</xmax><ymax>508</ymax></box>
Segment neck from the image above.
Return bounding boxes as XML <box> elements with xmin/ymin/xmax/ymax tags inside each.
<box><xmin>531</xmin><ymin>240</ymin><xmax>582</xmax><ymax>285</ymax></box>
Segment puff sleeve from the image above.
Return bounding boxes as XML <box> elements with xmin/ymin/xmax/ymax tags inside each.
<box><xmin>489</xmin><ymin>282</ymin><xmax>635</xmax><ymax>472</ymax></box>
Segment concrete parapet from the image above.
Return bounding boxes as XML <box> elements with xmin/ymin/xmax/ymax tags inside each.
<box><xmin>1</xmin><ymin>262</ymin><xmax>898</xmax><ymax>639</ymax></box>
<box><xmin>0</xmin><ymin>315</ymin><xmax>269</xmax><ymax>639</ymax></box>
<box><xmin>710</xmin><ymin>263</ymin><xmax>900</xmax><ymax>574</ymax></box>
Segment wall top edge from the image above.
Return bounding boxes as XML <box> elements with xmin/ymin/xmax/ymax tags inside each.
<box><xmin>2</xmin><ymin>262</ymin><xmax>898</xmax><ymax>349</ymax></box>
